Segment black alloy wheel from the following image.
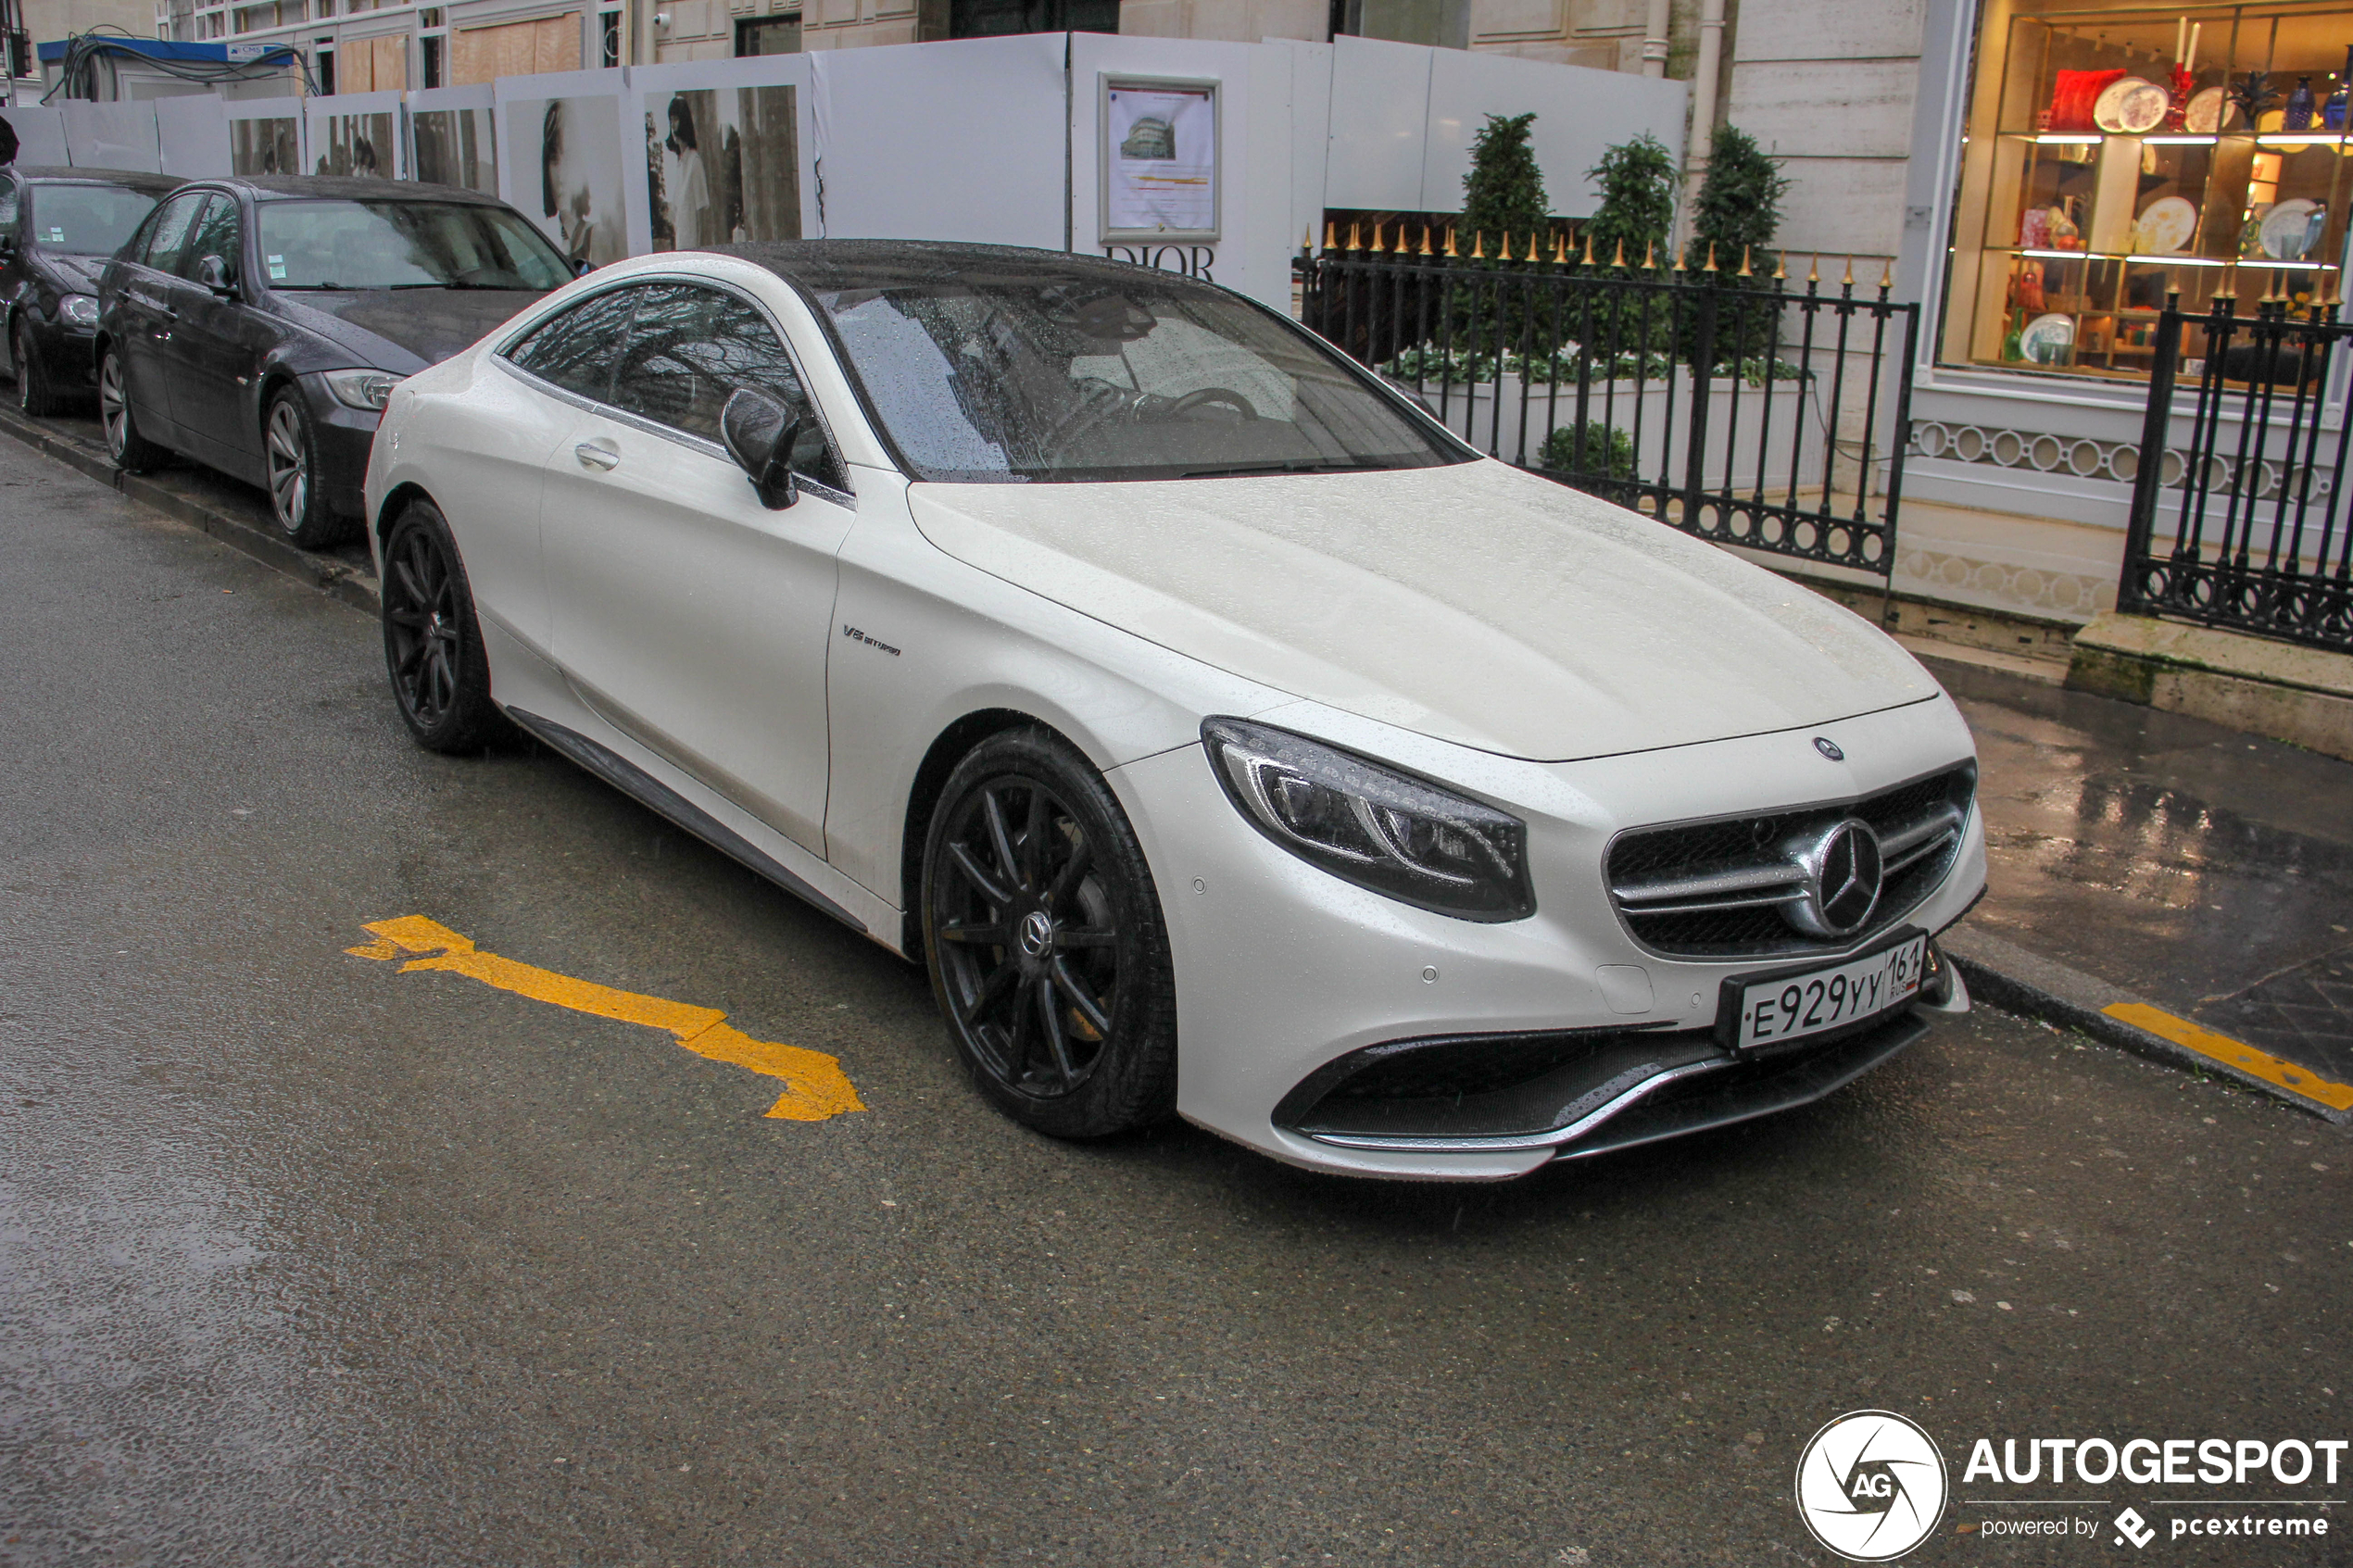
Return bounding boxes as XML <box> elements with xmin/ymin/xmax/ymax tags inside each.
<box><xmin>264</xmin><ymin>388</ymin><xmax>348</xmax><ymax>548</ymax></box>
<box><xmin>380</xmin><ymin>499</ymin><xmax>500</xmax><ymax>753</ymax></box>
<box><xmin>97</xmin><ymin>345</ymin><xmax>166</xmax><ymax>472</ymax></box>
<box><xmin>923</xmin><ymin>728</ymin><xmax>1177</xmax><ymax>1139</ymax></box>
<box><xmin>13</xmin><ymin>319</ymin><xmax>57</xmax><ymax>418</ymax></box>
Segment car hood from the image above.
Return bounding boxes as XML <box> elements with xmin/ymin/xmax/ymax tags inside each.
<box><xmin>905</xmin><ymin>459</ymin><xmax>1940</xmax><ymax>762</ymax></box>
<box><xmin>36</xmin><ymin>253</ymin><xmax>107</xmax><ymax>293</ymax></box>
<box><xmin>277</xmin><ymin>288</ymin><xmax>547</xmax><ymax>372</ymax></box>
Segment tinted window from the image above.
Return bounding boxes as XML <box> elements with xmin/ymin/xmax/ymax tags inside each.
<box><xmin>811</xmin><ymin>270</ymin><xmax>1466</xmax><ymax>483</ymax></box>
<box><xmin>142</xmin><ymin>191</ymin><xmax>208</xmax><ymax>273</ymax></box>
<box><xmin>610</xmin><ymin>283</ymin><xmax>842</xmax><ymax>489</ymax></box>
<box><xmin>27</xmin><ymin>182</ymin><xmax>162</xmax><ymax>256</ymax></box>
<box><xmin>256</xmin><ymin>198</ymin><xmax>570</xmax><ymax>290</ymax></box>
<box><xmin>179</xmin><ymin>194</ymin><xmax>240</xmax><ymax>283</ymax></box>
<box><xmin>505</xmin><ymin>287</ymin><xmax>641</xmax><ymax>402</ymax></box>
<box><xmin>0</xmin><ymin>183</ymin><xmax>17</xmax><ymax>231</ymax></box>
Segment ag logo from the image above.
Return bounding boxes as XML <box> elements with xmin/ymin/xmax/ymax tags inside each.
<box><xmin>1793</xmin><ymin>1410</ymin><xmax>1948</xmax><ymax>1561</ymax></box>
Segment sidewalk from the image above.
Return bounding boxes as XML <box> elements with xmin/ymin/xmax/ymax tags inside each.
<box><xmin>1928</xmin><ymin>651</ymin><xmax>2353</xmax><ymax>1119</ymax></box>
<box><xmin>3</xmin><ymin>402</ymin><xmax>2347</xmax><ymax>1123</ymax></box>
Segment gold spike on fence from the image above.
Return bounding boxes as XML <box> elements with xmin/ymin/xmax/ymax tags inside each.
<box><xmin>1642</xmin><ymin>240</ymin><xmax>1656</xmax><ymax>270</ymax></box>
<box><xmin>1471</xmin><ymin>232</ymin><xmax>1486</xmax><ymax>259</ymax></box>
<box><xmin>1807</xmin><ymin>254</ymin><xmax>1821</xmax><ymax>284</ymax></box>
<box><xmin>1348</xmin><ymin>222</ymin><xmax>1363</xmax><ymax>251</ymax></box>
<box><xmin>1444</xmin><ymin>227</ymin><xmax>1459</xmax><ymax>257</ymax></box>
<box><xmin>1369</xmin><ymin>224</ymin><xmax>1386</xmax><ymax>254</ymax></box>
<box><xmin>1738</xmin><ymin>246</ymin><xmax>1754</xmax><ymax>279</ymax></box>
<box><xmin>1704</xmin><ymin>242</ymin><xmax>1718</xmax><ymax>272</ymax></box>
<box><xmin>1842</xmin><ymin>257</ymin><xmax>1855</xmax><ymax>287</ymax></box>
<box><xmin>1323</xmin><ymin>220</ymin><xmax>1338</xmax><ymax>253</ymax></box>
<box><xmin>1771</xmin><ymin>252</ymin><xmax>1786</xmax><ymax>281</ymax></box>
<box><xmin>1879</xmin><ymin>258</ymin><xmax>1893</xmax><ymax>293</ymax></box>
<box><xmin>1612</xmin><ymin>237</ymin><xmax>1627</xmax><ymax>268</ymax></box>
<box><xmin>1552</xmin><ymin>230</ymin><xmax>1568</xmax><ymax>265</ymax></box>
<box><xmin>1498</xmin><ymin>231</ymin><xmax>1514</xmax><ymax>262</ymax></box>
<box><xmin>1419</xmin><ymin>225</ymin><xmax>1433</xmax><ymax>257</ymax></box>
<box><xmin>1582</xmin><ymin>232</ymin><xmax>1596</xmax><ymax>266</ymax></box>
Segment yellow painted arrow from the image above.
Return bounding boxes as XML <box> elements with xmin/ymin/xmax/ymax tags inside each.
<box><xmin>346</xmin><ymin>915</ymin><xmax>864</xmax><ymax>1122</ymax></box>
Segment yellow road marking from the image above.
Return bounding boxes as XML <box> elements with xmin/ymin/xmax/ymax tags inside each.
<box><xmin>2103</xmin><ymin>1002</ymin><xmax>2353</xmax><ymax>1113</ymax></box>
<box><xmin>347</xmin><ymin>916</ymin><xmax>865</xmax><ymax>1122</ymax></box>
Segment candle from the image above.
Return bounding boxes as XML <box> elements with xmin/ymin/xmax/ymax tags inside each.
<box><xmin>2187</xmin><ymin>21</ymin><xmax>2201</xmax><ymax>73</ymax></box>
<box><xmin>2176</xmin><ymin>16</ymin><xmax>2187</xmax><ymax>66</ymax></box>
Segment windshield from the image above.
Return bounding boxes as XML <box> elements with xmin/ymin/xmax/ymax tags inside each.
<box><xmin>27</xmin><ymin>182</ymin><xmax>162</xmax><ymax>257</ymax></box>
<box><xmin>809</xmin><ymin>272</ymin><xmax>1468</xmax><ymax>483</ymax></box>
<box><xmin>255</xmin><ymin>198</ymin><xmax>571</xmax><ymax>291</ymax></box>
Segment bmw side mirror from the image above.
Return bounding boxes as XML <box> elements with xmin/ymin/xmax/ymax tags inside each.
<box><xmin>196</xmin><ymin>254</ymin><xmax>235</xmax><ymax>297</ymax></box>
<box><xmin>720</xmin><ymin>387</ymin><xmax>800</xmax><ymax>510</ymax></box>
<box><xmin>573</xmin><ymin>257</ymin><xmax>595</xmax><ymax>278</ymax></box>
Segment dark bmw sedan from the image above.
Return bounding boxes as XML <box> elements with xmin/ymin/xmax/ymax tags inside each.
<box><xmin>0</xmin><ymin>167</ymin><xmax>182</xmax><ymax>416</ymax></box>
<box><xmin>94</xmin><ymin>176</ymin><xmax>574</xmax><ymax>547</ymax></box>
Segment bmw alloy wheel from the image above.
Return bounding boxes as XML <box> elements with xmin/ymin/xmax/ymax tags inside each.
<box><xmin>98</xmin><ymin>351</ymin><xmax>130</xmax><ymax>458</ymax></box>
<box><xmin>265</xmin><ymin>396</ymin><xmax>309</xmax><ymax>533</ymax></box>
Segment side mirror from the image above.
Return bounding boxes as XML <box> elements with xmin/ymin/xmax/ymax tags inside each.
<box><xmin>196</xmin><ymin>254</ymin><xmax>235</xmax><ymax>296</ymax></box>
<box><xmin>720</xmin><ymin>387</ymin><xmax>800</xmax><ymax>510</ymax></box>
<box><xmin>573</xmin><ymin>257</ymin><xmax>596</xmax><ymax>278</ymax></box>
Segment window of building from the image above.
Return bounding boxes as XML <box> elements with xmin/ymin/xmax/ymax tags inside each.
<box><xmin>1944</xmin><ymin>0</ymin><xmax>2353</xmax><ymax>385</ymax></box>
<box><xmin>421</xmin><ymin>6</ymin><xmax>447</xmax><ymax>86</ymax></box>
<box><xmin>599</xmin><ymin>5</ymin><xmax>622</xmax><ymax>67</ymax></box>
<box><xmin>315</xmin><ymin>40</ymin><xmax>333</xmax><ymax>94</ymax></box>
<box><xmin>736</xmin><ymin>14</ymin><xmax>801</xmax><ymax>54</ymax></box>
<box><xmin>947</xmin><ymin>0</ymin><xmax>1116</xmax><ymax>38</ymax></box>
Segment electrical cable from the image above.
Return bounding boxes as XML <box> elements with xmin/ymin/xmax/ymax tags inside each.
<box><xmin>39</xmin><ymin>25</ymin><xmax>315</xmax><ymax>104</ymax></box>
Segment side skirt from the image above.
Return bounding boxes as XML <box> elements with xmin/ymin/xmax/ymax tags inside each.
<box><xmin>506</xmin><ymin>706</ymin><xmax>867</xmax><ymax>936</ymax></box>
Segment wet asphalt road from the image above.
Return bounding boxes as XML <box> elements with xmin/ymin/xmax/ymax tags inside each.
<box><xmin>3</xmin><ymin>441</ymin><xmax>2349</xmax><ymax>1567</ymax></box>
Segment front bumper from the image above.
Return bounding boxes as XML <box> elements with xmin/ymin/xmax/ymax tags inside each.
<box><xmin>299</xmin><ymin>376</ymin><xmax>384</xmax><ymax>518</ymax></box>
<box><xmin>24</xmin><ymin>314</ymin><xmax>96</xmax><ymax>390</ymax></box>
<box><xmin>1110</xmin><ymin>696</ymin><xmax>1986</xmax><ymax>1181</ymax></box>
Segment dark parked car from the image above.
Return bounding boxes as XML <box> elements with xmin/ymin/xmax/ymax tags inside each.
<box><xmin>0</xmin><ymin>167</ymin><xmax>182</xmax><ymax>417</ymax></box>
<box><xmin>94</xmin><ymin>176</ymin><xmax>575</xmax><ymax>547</ymax></box>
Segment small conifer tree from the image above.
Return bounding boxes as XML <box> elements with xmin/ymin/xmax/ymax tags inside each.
<box><xmin>1576</xmin><ymin>132</ymin><xmax>1678</xmax><ymax>359</ymax></box>
<box><xmin>1685</xmin><ymin>124</ymin><xmax>1792</xmax><ymax>369</ymax></box>
<box><xmin>1461</xmin><ymin>112</ymin><xmax>1548</xmax><ymax>260</ymax></box>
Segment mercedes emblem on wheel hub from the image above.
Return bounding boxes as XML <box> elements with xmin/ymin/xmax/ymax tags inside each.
<box><xmin>1018</xmin><ymin>909</ymin><xmax>1055</xmax><ymax>960</ymax></box>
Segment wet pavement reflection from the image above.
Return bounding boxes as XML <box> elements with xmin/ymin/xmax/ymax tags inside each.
<box><xmin>1944</xmin><ymin>661</ymin><xmax>2353</xmax><ymax>1084</ymax></box>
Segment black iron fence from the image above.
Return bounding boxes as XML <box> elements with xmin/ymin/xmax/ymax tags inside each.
<box><xmin>1297</xmin><ymin>230</ymin><xmax>1920</xmax><ymax>579</ymax></box>
<box><xmin>2123</xmin><ymin>296</ymin><xmax>2353</xmax><ymax>655</ymax></box>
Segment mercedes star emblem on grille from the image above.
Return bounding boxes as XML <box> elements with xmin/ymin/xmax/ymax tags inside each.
<box><xmin>1813</xmin><ymin>736</ymin><xmax>1844</xmax><ymax>761</ymax></box>
<box><xmin>1782</xmin><ymin>818</ymin><xmax>1885</xmax><ymax>937</ymax></box>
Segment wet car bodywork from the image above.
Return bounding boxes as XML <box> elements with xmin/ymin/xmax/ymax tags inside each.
<box><xmin>94</xmin><ymin>175</ymin><xmax>565</xmax><ymax>543</ymax></box>
<box><xmin>0</xmin><ymin>167</ymin><xmax>181</xmax><ymax>412</ymax></box>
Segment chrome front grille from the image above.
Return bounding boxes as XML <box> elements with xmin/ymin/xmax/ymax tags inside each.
<box><xmin>1604</xmin><ymin>765</ymin><xmax>1976</xmax><ymax>959</ymax></box>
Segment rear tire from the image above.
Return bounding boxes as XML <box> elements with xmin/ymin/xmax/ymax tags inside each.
<box><xmin>265</xmin><ymin>388</ymin><xmax>349</xmax><ymax>549</ymax></box>
<box><xmin>381</xmin><ymin>499</ymin><xmax>501</xmax><ymax>754</ymax></box>
<box><xmin>921</xmin><ymin>727</ymin><xmax>1177</xmax><ymax>1140</ymax></box>
<box><xmin>97</xmin><ymin>345</ymin><xmax>166</xmax><ymax>473</ymax></box>
<box><xmin>14</xmin><ymin>320</ymin><xmax>58</xmax><ymax>418</ymax></box>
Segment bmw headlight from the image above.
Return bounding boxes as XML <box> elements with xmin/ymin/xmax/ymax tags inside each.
<box><xmin>59</xmin><ymin>294</ymin><xmax>97</xmax><ymax>327</ymax></box>
<box><xmin>323</xmin><ymin>368</ymin><xmax>402</xmax><ymax>411</ymax></box>
<box><xmin>1202</xmin><ymin>718</ymin><xmax>1534</xmax><ymax>921</ymax></box>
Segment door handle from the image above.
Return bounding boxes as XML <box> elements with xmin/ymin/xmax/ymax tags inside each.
<box><xmin>574</xmin><ymin>439</ymin><xmax>620</xmax><ymax>470</ymax></box>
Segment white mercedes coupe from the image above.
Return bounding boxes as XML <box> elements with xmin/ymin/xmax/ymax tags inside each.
<box><xmin>364</xmin><ymin>242</ymin><xmax>1983</xmax><ymax>1181</ymax></box>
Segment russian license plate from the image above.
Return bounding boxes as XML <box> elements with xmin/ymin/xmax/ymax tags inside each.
<box><xmin>1721</xmin><ymin>932</ymin><xmax>1927</xmax><ymax>1051</ymax></box>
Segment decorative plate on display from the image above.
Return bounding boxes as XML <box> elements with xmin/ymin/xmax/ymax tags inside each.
<box><xmin>2095</xmin><ymin>76</ymin><xmax>2171</xmax><ymax>133</ymax></box>
<box><xmin>2020</xmin><ymin>312</ymin><xmax>2075</xmax><ymax>366</ymax></box>
<box><xmin>2183</xmin><ymin>86</ymin><xmax>2235</xmax><ymax>133</ymax></box>
<box><xmin>2133</xmin><ymin>194</ymin><xmax>2199</xmax><ymax>254</ymax></box>
<box><xmin>2259</xmin><ymin>197</ymin><xmax>2322</xmax><ymax>258</ymax></box>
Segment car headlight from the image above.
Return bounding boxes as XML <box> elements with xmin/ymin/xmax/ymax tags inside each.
<box><xmin>323</xmin><ymin>368</ymin><xmax>402</xmax><ymax>411</ymax></box>
<box><xmin>59</xmin><ymin>294</ymin><xmax>97</xmax><ymax>326</ymax></box>
<box><xmin>1202</xmin><ymin>717</ymin><xmax>1534</xmax><ymax>922</ymax></box>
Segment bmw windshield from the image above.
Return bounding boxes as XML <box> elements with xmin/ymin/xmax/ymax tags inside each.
<box><xmin>810</xmin><ymin>272</ymin><xmax>1469</xmax><ymax>483</ymax></box>
<box><xmin>257</xmin><ymin>199</ymin><xmax>572</xmax><ymax>291</ymax></box>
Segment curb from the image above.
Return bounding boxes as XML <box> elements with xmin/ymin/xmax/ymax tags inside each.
<box><xmin>1</xmin><ymin>399</ymin><xmax>2345</xmax><ymax>1130</ymax></box>
<box><xmin>1943</xmin><ymin>926</ymin><xmax>2353</xmax><ymax>1128</ymax></box>
<box><xmin>0</xmin><ymin>404</ymin><xmax>380</xmax><ymax>613</ymax></box>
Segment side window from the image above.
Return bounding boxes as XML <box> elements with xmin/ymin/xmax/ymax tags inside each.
<box><xmin>504</xmin><ymin>287</ymin><xmax>642</xmax><ymax>403</ymax></box>
<box><xmin>609</xmin><ymin>282</ymin><xmax>845</xmax><ymax>491</ymax></box>
<box><xmin>0</xmin><ymin>182</ymin><xmax>19</xmax><ymax>232</ymax></box>
<box><xmin>179</xmin><ymin>194</ymin><xmax>241</xmax><ymax>284</ymax></box>
<box><xmin>142</xmin><ymin>191</ymin><xmax>208</xmax><ymax>274</ymax></box>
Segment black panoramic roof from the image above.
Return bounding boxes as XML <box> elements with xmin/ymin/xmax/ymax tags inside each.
<box><xmin>226</xmin><ymin>175</ymin><xmax>508</xmax><ymax>205</ymax></box>
<box><xmin>15</xmin><ymin>165</ymin><xmax>182</xmax><ymax>194</ymax></box>
<box><xmin>711</xmin><ymin>240</ymin><xmax>1220</xmax><ymax>297</ymax></box>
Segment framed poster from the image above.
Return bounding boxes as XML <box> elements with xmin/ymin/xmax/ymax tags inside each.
<box><xmin>1099</xmin><ymin>75</ymin><xmax>1218</xmax><ymax>245</ymax></box>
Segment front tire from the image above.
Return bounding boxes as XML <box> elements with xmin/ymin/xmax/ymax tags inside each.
<box><xmin>265</xmin><ymin>388</ymin><xmax>348</xmax><ymax>549</ymax></box>
<box><xmin>381</xmin><ymin>499</ymin><xmax>500</xmax><ymax>753</ymax></box>
<box><xmin>922</xmin><ymin>728</ymin><xmax>1177</xmax><ymax>1140</ymax></box>
<box><xmin>97</xmin><ymin>345</ymin><xmax>166</xmax><ymax>472</ymax></box>
<box><xmin>14</xmin><ymin>320</ymin><xmax>58</xmax><ymax>418</ymax></box>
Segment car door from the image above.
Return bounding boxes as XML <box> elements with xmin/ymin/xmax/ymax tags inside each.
<box><xmin>459</xmin><ymin>284</ymin><xmax>643</xmax><ymax>656</ymax></box>
<box><xmin>541</xmin><ymin>279</ymin><xmax>856</xmax><ymax>858</ymax></box>
<box><xmin>111</xmin><ymin>188</ymin><xmax>208</xmax><ymax>445</ymax></box>
<box><xmin>163</xmin><ymin>193</ymin><xmax>277</xmax><ymax>479</ymax></box>
<box><xmin>0</xmin><ymin>176</ymin><xmax>26</xmax><ymax>370</ymax></box>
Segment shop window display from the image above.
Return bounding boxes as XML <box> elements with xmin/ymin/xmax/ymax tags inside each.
<box><xmin>1944</xmin><ymin>1</ymin><xmax>2353</xmax><ymax>384</ymax></box>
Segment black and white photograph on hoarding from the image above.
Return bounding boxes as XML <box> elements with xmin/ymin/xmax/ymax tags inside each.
<box><xmin>228</xmin><ymin>116</ymin><xmax>299</xmax><ymax>177</ymax></box>
<box><xmin>529</xmin><ymin>94</ymin><xmax>627</xmax><ymax>267</ymax></box>
<box><xmin>312</xmin><ymin>113</ymin><xmax>395</xmax><ymax>179</ymax></box>
<box><xmin>644</xmin><ymin>85</ymin><xmax>799</xmax><ymax>252</ymax></box>
<box><xmin>410</xmin><ymin>107</ymin><xmax>496</xmax><ymax>194</ymax></box>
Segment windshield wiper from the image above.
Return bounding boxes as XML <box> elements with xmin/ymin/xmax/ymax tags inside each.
<box><xmin>1177</xmin><ymin>458</ymin><xmax>1391</xmax><ymax>479</ymax></box>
